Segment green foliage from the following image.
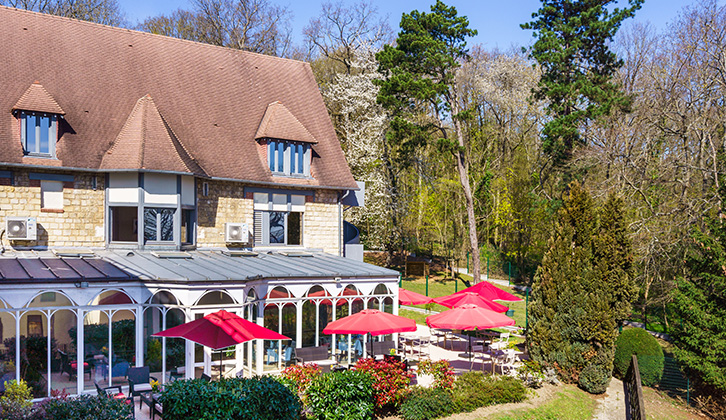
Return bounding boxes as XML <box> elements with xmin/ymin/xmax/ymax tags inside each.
<box><xmin>305</xmin><ymin>370</ymin><xmax>375</xmax><ymax>420</ymax></box>
<box><xmin>452</xmin><ymin>372</ymin><xmax>527</xmax><ymax>412</ymax></box>
<box><xmin>417</xmin><ymin>359</ymin><xmax>455</xmax><ymax>389</ymax></box>
<box><xmin>613</xmin><ymin>328</ymin><xmax>664</xmax><ymax>387</ymax></box>
<box><xmin>399</xmin><ymin>387</ymin><xmax>456</xmax><ymax>420</ymax></box>
<box><xmin>0</xmin><ymin>379</ymin><xmax>33</xmax><ymax>419</ymax></box>
<box><xmin>528</xmin><ymin>182</ymin><xmax>636</xmax><ymax>393</ymax></box>
<box><xmin>521</xmin><ymin>0</ymin><xmax>642</xmax><ymax>165</ymax></box>
<box><xmin>671</xmin><ymin>181</ymin><xmax>726</xmax><ymax>395</ymax></box>
<box><xmin>69</xmin><ymin>319</ymin><xmax>136</xmax><ymax>361</ymax></box>
<box><xmin>160</xmin><ymin>376</ymin><xmax>301</xmax><ymax>420</ymax></box>
<box><xmin>41</xmin><ymin>394</ymin><xmax>133</xmax><ymax>420</ymax></box>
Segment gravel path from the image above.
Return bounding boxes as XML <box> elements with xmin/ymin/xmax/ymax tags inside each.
<box><xmin>592</xmin><ymin>378</ymin><xmax>626</xmax><ymax>420</ymax></box>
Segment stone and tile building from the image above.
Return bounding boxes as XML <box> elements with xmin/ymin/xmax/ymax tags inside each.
<box><xmin>0</xmin><ymin>6</ymin><xmax>398</xmax><ymax>398</ymax></box>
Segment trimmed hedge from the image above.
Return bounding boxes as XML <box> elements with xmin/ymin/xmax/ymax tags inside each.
<box><xmin>41</xmin><ymin>394</ymin><xmax>133</xmax><ymax>420</ymax></box>
<box><xmin>305</xmin><ymin>370</ymin><xmax>375</xmax><ymax>420</ymax></box>
<box><xmin>399</xmin><ymin>387</ymin><xmax>455</xmax><ymax>420</ymax></box>
<box><xmin>614</xmin><ymin>327</ymin><xmax>664</xmax><ymax>387</ymax></box>
<box><xmin>453</xmin><ymin>372</ymin><xmax>527</xmax><ymax>413</ymax></box>
<box><xmin>160</xmin><ymin>376</ymin><xmax>301</xmax><ymax>420</ymax></box>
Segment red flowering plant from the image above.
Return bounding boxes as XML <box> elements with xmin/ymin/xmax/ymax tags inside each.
<box><xmin>418</xmin><ymin>359</ymin><xmax>455</xmax><ymax>389</ymax></box>
<box><xmin>354</xmin><ymin>357</ymin><xmax>414</xmax><ymax>410</ymax></box>
<box><xmin>280</xmin><ymin>363</ymin><xmax>322</xmax><ymax>396</ymax></box>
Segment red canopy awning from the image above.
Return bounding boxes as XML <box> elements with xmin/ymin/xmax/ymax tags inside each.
<box><xmin>322</xmin><ymin>309</ymin><xmax>417</xmax><ymax>336</ymax></box>
<box><xmin>433</xmin><ymin>292</ymin><xmax>509</xmax><ymax>312</ymax></box>
<box><xmin>425</xmin><ymin>304</ymin><xmax>515</xmax><ymax>331</ymax></box>
<box><xmin>153</xmin><ymin>309</ymin><xmax>290</xmax><ymax>350</ymax></box>
<box><xmin>458</xmin><ymin>281</ymin><xmax>523</xmax><ymax>302</ymax></box>
<box><xmin>398</xmin><ymin>289</ymin><xmax>434</xmax><ymax>306</ymax></box>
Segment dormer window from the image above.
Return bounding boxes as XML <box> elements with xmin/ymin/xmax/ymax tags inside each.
<box><xmin>20</xmin><ymin>111</ymin><xmax>58</xmax><ymax>157</ymax></box>
<box><xmin>268</xmin><ymin>140</ymin><xmax>310</xmax><ymax>176</ymax></box>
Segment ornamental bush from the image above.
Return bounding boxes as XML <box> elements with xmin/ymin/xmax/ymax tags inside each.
<box><xmin>160</xmin><ymin>376</ymin><xmax>301</xmax><ymax>420</ymax></box>
<box><xmin>306</xmin><ymin>370</ymin><xmax>375</xmax><ymax>420</ymax></box>
<box><xmin>280</xmin><ymin>363</ymin><xmax>322</xmax><ymax>401</ymax></box>
<box><xmin>0</xmin><ymin>379</ymin><xmax>33</xmax><ymax>420</ymax></box>
<box><xmin>41</xmin><ymin>394</ymin><xmax>133</xmax><ymax>420</ymax></box>
<box><xmin>354</xmin><ymin>357</ymin><xmax>414</xmax><ymax>409</ymax></box>
<box><xmin>453</xmin><ymin>372</ymin><xmax>527</xmax><ymax>413</ymax></box>
<box><xmin>613</xmin><ymin>327</ymin><xmax>664</xmax><ymax>387</ymax></box>
<box><xmin>399</xmin><ymin>387</ymin><xmax>456</xmax><ymax>420</ymax></box>
<box><xmin>417</xmin><ymin>359</ymin><xmax>455</xmax><ymax>389</ymax></box>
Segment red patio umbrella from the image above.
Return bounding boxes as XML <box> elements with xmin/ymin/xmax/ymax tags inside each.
<box><xmin>458</xmin><ymin>281</ymin><xmax>523</xmax><ymax>302</ymax></box>
<box><xmin>398</xmin><ymin>289</ymin><xmax>434</xmax><ymax>306</ymax></box>
<box><xmin>433</xmin><ymin>292</ymin><xmax>509</xmax><ymax>312</ymax></box>
<box><xmin>153</xmin><ymin>309</ymin><xmax>290</xmax><ymax>350</ymax></box>
<box><xmin>322</xmin><ymin>309</ymin><xmax>416</xmax><ymax>336</ymax></box>
<box><xmin>153</xmin><ymin>310</ymin><xmax>290</xmax><ymax>377</ymax></box>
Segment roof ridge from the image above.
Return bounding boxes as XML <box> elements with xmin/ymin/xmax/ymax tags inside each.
<box><xmin>12</xmin><ymin>81</ymin><xmax>65</xmax><ymax>114</ymax></box>
<box><xmin>102</xmin><ymin>96</ymin><xmax>145</xmax><ymax>162</ymax></box>
<box><xmin>0</xmin><ymin>5</ymin><xmax>308</xmax><ymax>66</ymax></box>
<box><xmin>155</xmin><ymin>105</ymin><xmax>208</xmax><ymax>176</ymax></box>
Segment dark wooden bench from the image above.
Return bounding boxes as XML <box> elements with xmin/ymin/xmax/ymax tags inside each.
<box><xmin>294</xmin><ymin>345</ymin><xmax>336</xmax><ymax>371</ymax></box>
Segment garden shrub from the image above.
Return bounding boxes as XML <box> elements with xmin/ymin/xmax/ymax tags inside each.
<box><xmin>41</xmin><ymin>394</ymin><xmax>133</xmax><ymax>420</ymax></box>
<box><xmin>160</xmin><ymin>376</ymin><xmax>301</xmax><ymax>420</ymax></box>
<box><xmin>280</xmin><ymin>363</ymin><xmax>322</xmax><ymax>396</ymax></box>
<box><xmin>306</xmin><ymin>370</ymin><xmax>374</xmax><ymax>420</ymax></box>
<box><xmin>399</xmin><ymin>387</ymin><xmax>455</xmax><ymax>420</ymax></box>
<box><xmin>453</xmin><ymin>372</ymin><xmax>527</xmax><ymax>412</ymax></box>
<box><xmin>613</xmin><ymin>327</ymin><xmax>664</xmax><ymax>387</ymax></box>
<box><xmin>0</xmin><ymin>379</ymin><xmax>33</xmax><ymax>420</ymax></box>
<box><xmin>417</xmin><ymin>359</ymin><xmax>455</xmax><ymax>389</ymax></box>
<box><xmin>355</xmin><ymin>357</ymin><xmax>414</xmax><ymax>409</ymax></box>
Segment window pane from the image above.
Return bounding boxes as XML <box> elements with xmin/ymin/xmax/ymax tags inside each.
<box><xmin>39</xmin><ymin>115</ymin><xmax>50</xmax><ymax>154</ymax></box>
<box><xmin>277</xmin><ymin>142</ymin><xmax>284</xmax><ymax>172</ymax></box>
<box><xmin>144</xmin><ymin>208</ymin><xmax>158</xmax><ymax>241</ymax></box>
<box><xmin>111</xmin><ymin>207</ymin><xmax>137</xmax><ymax>242</ymax></box>
<box><xmin>160</xmin><ymin>209</ymin><xmax>174</xmax><ymax>241</ymax></box>
<box><xmin>254</xmin><ymin>193</ymin><xmax>268</xmax><ymax>205</ymax></box>
<box><xmin>181</xmin><ymin>209</ymin><xmax>193</xmax><ymax>244</ymax></box>
<box><xmin>290</xmin><ymin>144</ymin><xmax>297</xmax><ymax>174</ymax></box>
<box><xmin>269</xmin><ymin>211</ymin><xmax>285</xmax><ymax>244</ymax></box>
<box><xmin>25</xmin><ymin>114</ymin><xmax>37</xmax><ymax>153</ymax></box>
<box><xmin>297</xmin><ymin>144</ymin><xmax>304</xmax><ymax>174</ymax></box>
<box><xmin>288</xmin><ymin>212</ymin><xmax>302</xmax><ymax>245</ymax></box>
<box><xmin>268</xmin><ymin>141</ymin><xmax>275</xmax><ymax>171</ymax></box>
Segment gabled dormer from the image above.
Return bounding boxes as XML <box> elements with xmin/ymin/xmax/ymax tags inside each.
<box><xmin>12</xmin><ymin>82</ymin><xmax>65</xmax><ymax>158</ymax></box>
<box><xmin>256</xmin><ymin>101</ymin><xmax>317</xmax><ymax>178</ymax></box>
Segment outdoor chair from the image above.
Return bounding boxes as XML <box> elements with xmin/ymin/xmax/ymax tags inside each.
<box><xmin>95</xmin><ymin>380</ymin><xmax>134</xmax><ymax>416</ymax></box>
<box><xmin>201</xmin><ymin>373</ymin><xmax>212</xmax><ymax>382</ymax></box>
<box><xmin>497</xmin><ymin>349</ymin><xmax>522</xmax><ymax>375</ymax></box>
<box><xmin>489</xmin><ymin>332</ymin><xmax>510</xmax><ymax>351</ymax></box>
<box><xmin>127</xmin><ymin>366</ymin><xmax>157</xmax><ymax>408</ymax></box>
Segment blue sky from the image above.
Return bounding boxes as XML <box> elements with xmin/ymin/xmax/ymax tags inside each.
<box><xmin>118</xmin><ymin>0</ymin><xmax>720</xmax><ymax>50</ymax></box>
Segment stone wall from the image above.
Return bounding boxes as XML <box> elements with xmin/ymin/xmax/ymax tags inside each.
<box><xmin>0</xmin><ymin>170</ymin><xmax>105</xmax><ymax>248</ymax></box>
<box><xmin>196</xmin><ymin>180</ymin><xmax>341</xmax><ymax>253</ymax></box>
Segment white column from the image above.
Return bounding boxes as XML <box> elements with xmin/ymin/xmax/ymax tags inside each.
<box><xmin>185</xmin><ymin>309</ymin><xmax>194</xmax><ymax>379</ymax></box>
<box><xmin>135</xmin><ymin>306</ymin><xmax>144</xmax><ymax>368</ymax></box>
<box><xmin>256</xmin><ymin>304</ymin><xmax>264</xmax><ymax>376</ymax></box>
<box><xmin>76</xmin><ymin>309</ymin><xmax>84</xmax><ymax>394</ymax></box>
<box><xmin>296</xmin><ymin>302</ymin><xmax>303</xmax><ymax>347</ymax></box>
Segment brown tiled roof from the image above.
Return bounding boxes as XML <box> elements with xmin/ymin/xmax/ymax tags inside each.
<box><xmin>255</xmin><ymin>101</ymin><xmax>317</xmax><ymax>144</ymax></box>
<box><xmin>12</xmin><ymin>82</ymin><xmax>65</xmax><ymax>115</ymax></box>
<box><xmin>100</xmin><ymin>95</ymin><xmax>206</xmax><ymax>175</ymax></box>
<box><xmin>0</xmin><ymin>6</ymin><xmax>356</xmax><ymax>190</ymax></box>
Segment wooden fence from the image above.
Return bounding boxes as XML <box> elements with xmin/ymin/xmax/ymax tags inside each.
<box><xmin>625</xmin><ymin>354</ymin><xmax>647</xmax><ymax>420</ymax></box>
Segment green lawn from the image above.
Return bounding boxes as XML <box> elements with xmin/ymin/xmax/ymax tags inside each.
<box><xmin>400</xmin><ymin>273</ymin><xmax>529</xmax><ymax>330</ymax></box>
<box><xmin>489</xmin><ymin>386</ymin><xmax>597</xmax><ymax>420</ymax></box>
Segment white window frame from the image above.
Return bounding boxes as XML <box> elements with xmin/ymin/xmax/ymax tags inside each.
<box><xmin>20</xmin><ymin>111</ymin><xmax>58</xmax><ymax>158</ymax></box>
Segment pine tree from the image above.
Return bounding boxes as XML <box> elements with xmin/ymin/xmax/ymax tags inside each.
<box><xmin>521</xmin><ymin>0</ymin><xmax>642</xmax><ymax>166</ymax></box>
<box><xmin>528</xmin><ymin>182</ymin><xmax>635</xmax><ymax>393</ymax></box>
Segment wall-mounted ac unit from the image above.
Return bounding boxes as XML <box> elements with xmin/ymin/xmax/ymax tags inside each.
<box><xmin>225</xmin><ymin>223</ymin><xmax>249</xmax><ymax>243</ymax></box>
<box><xmin>6</xmin><ymin>217</ymin><xmax>37</xmax><ymax>241</ymax></box>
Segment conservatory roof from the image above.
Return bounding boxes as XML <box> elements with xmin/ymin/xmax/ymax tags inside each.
<box><xmin>0</xmin><ymin>250</ymin><xmax>399</xmax><ymax>283</ymax></box>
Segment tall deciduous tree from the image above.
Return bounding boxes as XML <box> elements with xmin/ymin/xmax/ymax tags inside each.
<box><xmin>375</xmin><ymin>1</ymin><xmax>484</xmax><ymax>282</ymax></box>
<box><xmin>2</xmin><ymin>0</ymin><xmax>125</xmax><ymax>25</ymax></box>
<box><xmin>522</xmin><ymin>0</ymin><xmax>642</xmax><ymax>167</ymax></box>
<box><xmin>529</xmin><ymin>181</ymin><xmax>635</xmax><ymax>394</ymax></box>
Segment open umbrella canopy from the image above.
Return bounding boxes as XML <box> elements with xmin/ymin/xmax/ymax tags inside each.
<box><xmin>398</xmin><ymin>289</ymin><xmax>434</xmax><ymax>306</ymax></box>
<box><xmin>433</xmin><ymin>292</ymin><xmax>509</xmax><ymax>312</ymax></box>
<box><xmin>458</xmin><ymin>281</ymin><xmax>523</xmax><ymax>302</ymax></box>
<box><xmin>153</xmin><ymin>309</ymin><xmax>290</xmax><ymax>350</ymax></box>
<box><xmin>425</xmin><ymin>304</ymin><xmax>515</xmax><ymax>331</ymax></box>
<box><xmin>322</xmin><ymin>309</ymin><xmax>417</xmax><ymax>336</ymax></box>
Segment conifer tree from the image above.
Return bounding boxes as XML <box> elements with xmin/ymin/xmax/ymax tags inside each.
<box><xmin>528</xmin><ymin>182</ymin><xmax>635</xmax><ymax>393</ymax></box>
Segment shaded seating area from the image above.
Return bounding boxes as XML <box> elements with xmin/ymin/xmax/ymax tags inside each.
<box><xmin>294</xmin><ymin>345</ymin><xmax>337</xmax><ymax>372</ymax></box>
<box><xmin>128</xmin><ymin>366</ymin><xmax>157</xmax><ymax>408</ymax></box>
<box><xmin>365</xmin><ymin>340</ymin><xmax>397</xmax><ymax>358</ymax></box>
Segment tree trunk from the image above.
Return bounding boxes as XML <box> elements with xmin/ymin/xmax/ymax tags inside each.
<box><xmin>451</xmin><ymin>94</ymin><xmax>480</xmax><ymax>284</ymax></box>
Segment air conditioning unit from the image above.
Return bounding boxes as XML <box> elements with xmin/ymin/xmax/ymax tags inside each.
<box><xmin>225</xmin><ymin>223</ymin><xmax>249</xmax><ymax>243</ymax></box>
<box><xmin>6</xmin><ymin>217</ymin><xmax>37</xmax><ymax>241</ymax></box>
